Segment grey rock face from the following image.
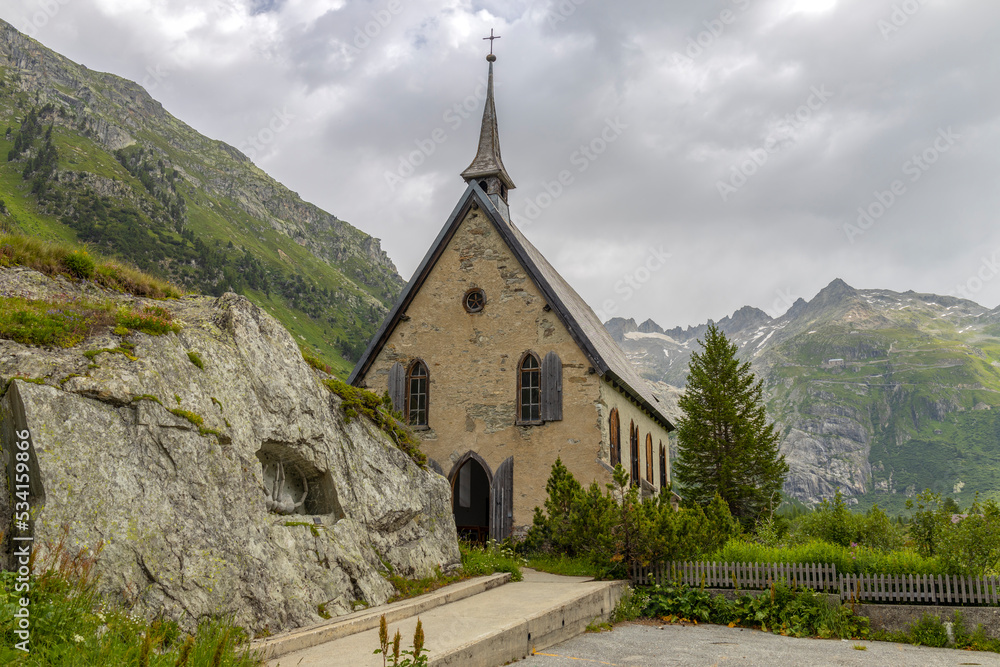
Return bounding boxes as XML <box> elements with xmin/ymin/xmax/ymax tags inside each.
<box><xmin>0</xmin><ymin>268</ymin><xmax>459</xmax><ymax>635</ymax></box>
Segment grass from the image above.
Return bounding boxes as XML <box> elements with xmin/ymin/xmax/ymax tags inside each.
<box><xmin>0</xmin><ymin>232</ymin><xmax>181</xmax><ymax>298</ymax></box>
<box><xmin>0</xmin><ymin>296</ymin><xmax>113</xmax><ymax>347</ymax></box>
<box><xmin>526</xmin><ymin>553</ymin><xmax>603</xmax><ymax>578</ymax></box>
<box><xmin>0</xmin><ymin>297</ymin><xmax>181</xmax><ymax>349</ymax></box>
<box><xmin>169</xmin><ymin>409</ymin><xmax>204</xmax><ymax>427</ymax></box>
<box><xmin>381</xmin><ymin>541</ymin><xmax>525</xmax><ymax>605</ymax></box>
<box><xmin>83</xmin><ymin>346</ymin><xmax>138</xmax><ymax>362</ymax></box>
<box><xmin>459</xmin><ymin>541</ymin><xmax>524</xmax><ymax>582</ymax></box>
<box><xmin>187</xmin><ymin>350</ymin><xmax>204</xmax><ymax>370</ymax></box>
<box><xmin>300</xmin><ymin>346</ymin><xmax>332</xmax><ymax>374</ymax></box>
<box><xmin>0</xmin><ymin>534</ymin><xmax>262</xmax><ymax>665</ymax></box>
<box><xmin>386</xmin><ymin>568</ymin><xmax>463</xmax><ymax>604</ymax></box>
<box><xmin>116</xmin><ymin>305</ymin><xmax>180</xmax><ymax>336</ymax></box>
<box><xmin>711</xmin><ymin>538</ymin><xmax>943</xmax><ymax>576</ymax></box>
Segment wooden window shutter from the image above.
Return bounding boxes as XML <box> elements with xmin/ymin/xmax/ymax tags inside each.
<box><xmin>388</xmin><ymin>362</ymin><xmax>405</xmax><ymax>414</ymax></box>
<box><xmin>541</xmin><ymin>351</ymin><xmax>563</xmax><ymax>422</ymax></box>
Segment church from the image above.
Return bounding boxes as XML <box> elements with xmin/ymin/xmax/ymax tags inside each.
<box><xmin>349</xmin><ymin>48</ymin><xmax>675</xmax><ymax>541</ymax></box>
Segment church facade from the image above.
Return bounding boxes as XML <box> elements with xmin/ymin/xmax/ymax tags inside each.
<box><xmin>349</xmin><ymin>53</ymin><xmax>674</xmax><ymax>540</ymax></box>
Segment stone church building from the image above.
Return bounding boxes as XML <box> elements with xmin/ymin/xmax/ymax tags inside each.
<box><xmin>349</xmin><ymin>53</ymin><xmax>675</xmax><ymax>541</ymax></box>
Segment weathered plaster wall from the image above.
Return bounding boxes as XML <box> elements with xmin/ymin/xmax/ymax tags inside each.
<box><xmin>362</xmin><ymin>205</ymin><xmax>612</xmax><ymax>528</ymax></box>
<box><xmin>598</xmin><ymin>379</ymin><xmax>671</xmax><ymax>492</ymax></box>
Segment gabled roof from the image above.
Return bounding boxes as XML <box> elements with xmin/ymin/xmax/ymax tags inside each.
<box><xmin>348</xmin><ymin>183</ymin><xmax>675</xmax><ymax>432</ymax></box>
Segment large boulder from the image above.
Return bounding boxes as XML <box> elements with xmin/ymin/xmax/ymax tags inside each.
<box><xmin>0</xmin><ymin>266</ymin><xmax>460</xmax><ymax>635</ymax></box>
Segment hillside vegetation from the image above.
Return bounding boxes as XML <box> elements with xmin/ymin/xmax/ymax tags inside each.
<box><xmin>0</xmin><ymin>19</ymin><xmax>403</xmax><ymax>377</ymax></box>
<box><xmin>612</xmin><ymin>280</ymin><xmax>1000</xmax><ymax>511</ymax></box>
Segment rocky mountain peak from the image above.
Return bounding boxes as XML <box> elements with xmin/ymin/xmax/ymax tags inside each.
<box><xmin>638</xmin><ymin>318</ymin><xmax>664</xmax><ymax>334</ymax></box>
<box><xmin>716</xmin><ymin>305</ymin><xmax>772</xmax><ymax>335</ymax></box>
<box><xmin>605</xmin><ymin>317</ymin><xmax>639</xmax><ymax>342</ymax></box>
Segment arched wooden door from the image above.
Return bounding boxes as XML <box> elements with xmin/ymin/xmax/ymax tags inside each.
<box><xmin>449</xmin><ymin>453</ymin><xmax>515</xmax><ymax>543</ymax></box>
<box><xmin>490</xmin><ymin>456</ymin><xmax>513</xmax><ymax>542</ymax></box>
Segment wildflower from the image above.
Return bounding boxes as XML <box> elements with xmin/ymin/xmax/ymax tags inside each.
<box><xmin>73</xmin><ymin>634</ymin><xmax>85</xmax><ymax>643</ymax></box>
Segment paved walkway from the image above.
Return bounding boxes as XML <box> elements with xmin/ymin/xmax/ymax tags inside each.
<box><xmin>266</xmin><ymin>569</ymin><xmax>624</xmax><ymax>667</ymax></box>
<box><xmin>521</xmin><ymin>622</ymin><xmax>1000</xmax><ymax>666</ymax></box>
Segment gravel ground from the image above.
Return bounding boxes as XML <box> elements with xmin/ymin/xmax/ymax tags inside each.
<box><xmin>517</xmin><ymin>622</ymin><xmax>1000</xmax><ymax>666</ymax></box>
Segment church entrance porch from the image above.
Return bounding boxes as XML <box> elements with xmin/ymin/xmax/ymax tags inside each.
<box><xmin>448</xmin><ymin>452</ymin><xmax>513</xmax><ymax>543</ymax></box>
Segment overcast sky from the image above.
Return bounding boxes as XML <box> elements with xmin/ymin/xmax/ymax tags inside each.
<box><xmin>6</xmin><ymin>0</ymin><xmax>1000</xmax><ymax>329</ymax></box>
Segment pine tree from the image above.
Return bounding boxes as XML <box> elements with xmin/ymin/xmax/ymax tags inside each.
<box><xmin>674</xmin><ymin>323</ymin><xmax>788</xmax><ymax>527</ymax></box>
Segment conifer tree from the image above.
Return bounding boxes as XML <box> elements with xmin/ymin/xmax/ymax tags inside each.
<box><xmin>674</xmin><ymin>323</ymin><xmax>788</xmax><ymax>527</ymax></box>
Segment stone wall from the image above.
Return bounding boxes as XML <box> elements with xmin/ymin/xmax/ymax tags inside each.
<box><xmin>598</xmin><ymin>379</ymin><xmax>672</xmax><ymax>493</ymax></box>
<box><xmin>363</xmin><ymin>205</ymin><xmax>617</xmax><ymax>529</ymax></box>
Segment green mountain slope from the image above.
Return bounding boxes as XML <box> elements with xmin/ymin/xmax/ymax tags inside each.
<box><xmin>611</xmin><ymin>280</ymin><xmax>1000</xmax><ymax>512</ymax></box>
<box><xmin>0</xmin><ymin>19</ymin><xmax>403</xmax><ymax>377</ymax></box>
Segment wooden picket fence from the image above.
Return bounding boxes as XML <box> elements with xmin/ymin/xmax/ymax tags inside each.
<box><xmin>632</xmin><ymin>561</ymin><xmax>1000</xmax><ymax>606</ymax></box>
<box><xmin>840</xmin><ymin>573</ymin><xmax>1000</xmax><ymax>605</ymax></box>
<box><xmin>633</xmin><ymin>561</ymin><xmax>839</xmax><ymax>593</ymax></box>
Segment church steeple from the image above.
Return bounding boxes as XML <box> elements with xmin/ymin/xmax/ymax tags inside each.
<box><xmin>461</xmin><ymin>36</ymin><xmax>515</xmax><ymax>219</ymax></box>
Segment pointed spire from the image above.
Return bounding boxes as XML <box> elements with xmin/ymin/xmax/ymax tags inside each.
<box><xmin>461</xmin><ymin>53</ymin><xmax>515</xmax><ymax>197</ymax></box>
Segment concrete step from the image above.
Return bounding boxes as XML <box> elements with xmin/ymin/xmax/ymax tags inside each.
<box><xmin>254</xmin><ymin>572</ymin><xmax>511</xmax><ymax>661</ymax></box>
<box><xmin>264</xmin><ymin>569</ymin><xmax>627</xmax><ymax>667</ymax></box>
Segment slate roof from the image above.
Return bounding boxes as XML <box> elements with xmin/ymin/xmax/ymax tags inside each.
<box><xmin>348</xmin><ymin>183</ymin><xmax>675</xmax><ymax>432</ymax></box>
<box><xmin>459</xmin><ymin>60</ymin><xmax>515</xmax><ymax>191</ymax></box>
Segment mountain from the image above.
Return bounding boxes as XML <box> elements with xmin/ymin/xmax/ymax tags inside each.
<box><xmin>0</xmin><ymin>19</ymin><xmax>404</xmax><ymax>377</ymax></box>
<box><xmin>612</xmin><ymin>280</ymin><xmax>1000</xmax><ymax>512</ymax></box>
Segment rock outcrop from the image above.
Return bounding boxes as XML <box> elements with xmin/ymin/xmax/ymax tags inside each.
<box><xmin>0</xmin><ymin>266</ymin><xmax>460</xmax><ymax>635</ymax></box>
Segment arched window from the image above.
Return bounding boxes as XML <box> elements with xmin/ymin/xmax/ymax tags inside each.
<box><xmin>645</xmin><ymin>433</ymin><xmax>653</xmax><ymax>483</ymax></box>
<box><xmin>608</xmin><ymin>409</ymin><xmax>621</xmax><ymax>467</ymax></box>
<box><xmin>406</xmin><ymin>361</ymin><xmax>428</xmax><ymax>426</ymax></box>
<box><xmin>518</xmin><ymin>352</ymin><xmax>542</xmax><ymax>423</ymax></box>
<box><xmin>659</xmin><ymin>442</ymin><xmax>667</xmax><ymax>489</ymax></box>
<box><xmin>629</xmin><ymin>421</ymin><xmax>639</xmax><ymax>486</ymax></box>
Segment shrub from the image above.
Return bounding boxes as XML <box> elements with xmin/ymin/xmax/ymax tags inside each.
<box><xmin>525</xmin><ymin>460</ymin><xmax>739</xmax><ymax>577</ymax></box>
<box><xmin>641</xmin><ymin>582</ymin><xmax>868</xmax><ymax>640</ymax></box>
<box><xmin>907</xmin><ymin>613</ymin><xmax>950</xmax><ymax>648</ymax></box>
<box><xmin>323</xmin><ymin>378</ymin><xmax>426</xmax><ymax>467</ymax></box>
<box><xmin>797</xmin><ymin>491</ymin><xmax>902</xmax><ymax>551</ymax></box>
<box><xmin>62</xmin><ymin>249</ymin><xmax>95</xmax><ymax>279</ymax></box>
<box><xmin>612</xmin><ymin>585</ymin><xmax>650</xmax><ymax>623</ymax></box>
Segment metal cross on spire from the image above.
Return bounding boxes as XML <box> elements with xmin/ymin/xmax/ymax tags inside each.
<box><xmin>483</xmin><ymin>28</ymin><xmax>501</xmax><ymax>56</ymax></box>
